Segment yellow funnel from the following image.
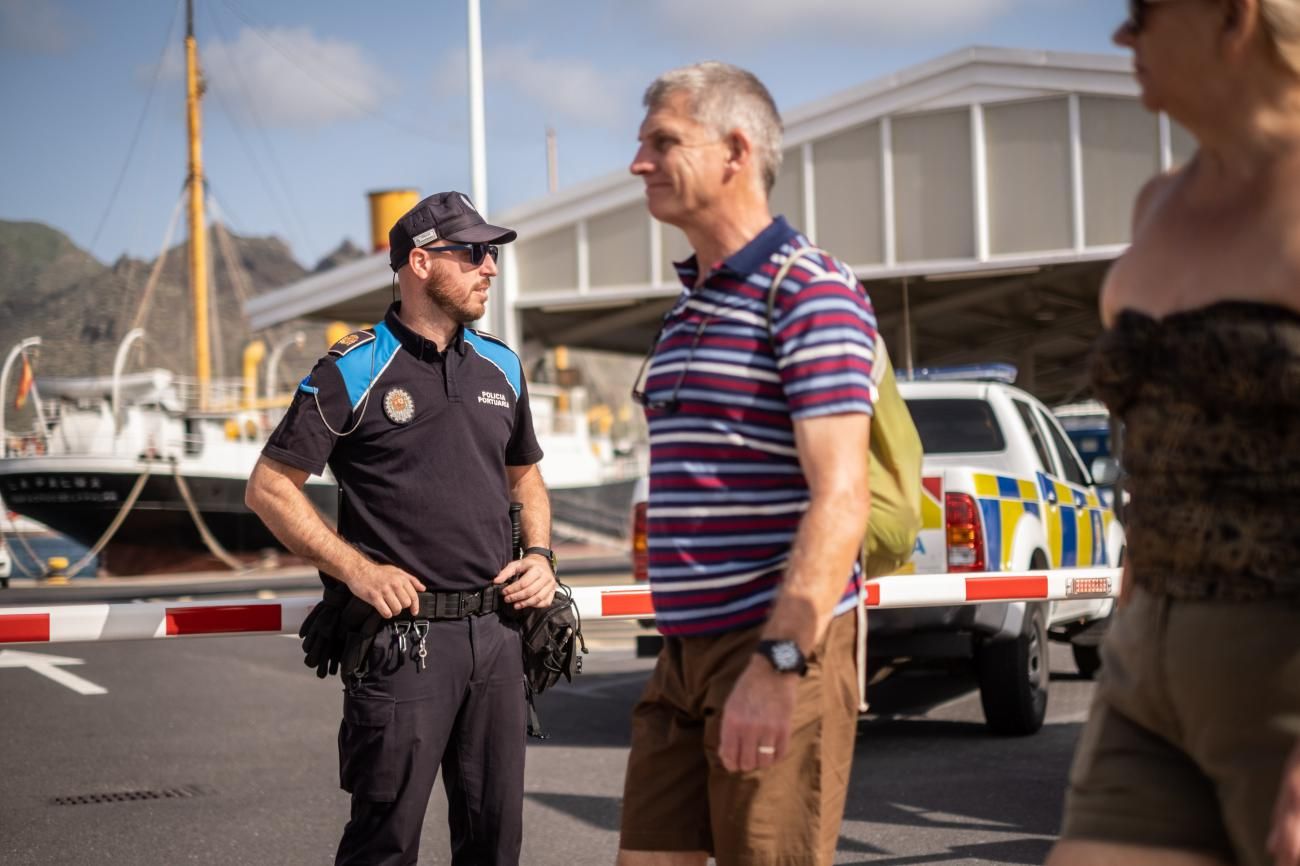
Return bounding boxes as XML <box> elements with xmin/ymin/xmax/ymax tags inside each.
<box><xmin>368</xmin><ymin>189</ymin><xmax>420</xmax><ymax>252</ymax></box>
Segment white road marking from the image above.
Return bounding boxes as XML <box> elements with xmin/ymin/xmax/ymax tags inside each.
<box><xmin>0</xmin><ymin>649</ymin><xmax>107</xmax><ymax>695</ymax></box>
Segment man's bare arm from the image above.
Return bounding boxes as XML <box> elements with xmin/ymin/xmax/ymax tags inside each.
<box><xmin>764</xmin><ymin>412</ymin><xmax>871</xmax><ymax>650</ymax></box>
<box><xmin>493</xmin><ymin>462</ymin><xmax>556</xmax><ymax>609</ymax></box>
<box><xmin>244</xmin><ymin>455</ymin><xmax>424</xmax><ymax>617</ymax></box>
<box><xmin>717</xmin><ymin>412</ymin><xmax>870</xmax><ymax>773</ymax></box>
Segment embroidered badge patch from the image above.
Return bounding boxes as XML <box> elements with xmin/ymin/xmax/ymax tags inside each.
<box><xmin>383</xmin><ymin>388</ymin><xmax>415</xmax><ymax>424</ymax></box>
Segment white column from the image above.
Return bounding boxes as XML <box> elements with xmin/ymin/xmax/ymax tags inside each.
<box><xmin>1068</xmin><ymin>94</ymin><xmax>1086</xmax><ymax>251</ymax></box>
<box><xmin>801</xmin><ymin>141</ymin><xmax>817</xmax><ymax>241</ymax></box>
<box><xmin>881</xmin><ymin>117</ymin><xmax>896</xmax><ymax>268</ymax></box>
<box><xmin>971</xmin><ymin>103</ymin><xmax>989</xmax><ymax>261</ymax></box>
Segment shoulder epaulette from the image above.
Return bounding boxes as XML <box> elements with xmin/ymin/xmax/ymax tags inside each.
<box><xmin>328</xmin><ymin>329</ymin><xmax>376</xmax><ymax>357</ymax></box>
<box><xmin>329</xmin><ymin>324</ymin><xmax>400</xmax><ymax>409</ymax></box>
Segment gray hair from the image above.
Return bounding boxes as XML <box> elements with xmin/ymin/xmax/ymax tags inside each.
<box><xmin>1261</xmin><ymin>0</ymin><xmax>1300</xmax><ymax>75</ymax></box>
<box><xmin>643</xmin><ymin>61</ymin><xmax>784</xmax><ymax>195</ymax></box>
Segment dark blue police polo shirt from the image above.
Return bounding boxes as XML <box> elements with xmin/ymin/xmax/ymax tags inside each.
<box><xmin>263</xmin><ymin>302</ymin><xmax>543</xmax><ymax>593</ymax></box>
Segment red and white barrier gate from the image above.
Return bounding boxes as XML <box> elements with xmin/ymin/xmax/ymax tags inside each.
<box><xmin>0</xmin><ymin>567</ymin><xmax>1120</xmax><ymax>646</ymax></box>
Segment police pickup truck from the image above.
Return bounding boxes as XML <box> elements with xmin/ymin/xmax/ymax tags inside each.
<box><xmin>629</xmin><ymin>366</ymin><xmax>1124</xmax><ymax>736</ymax></box>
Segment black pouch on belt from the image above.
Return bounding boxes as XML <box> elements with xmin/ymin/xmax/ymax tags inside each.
<box><xmin>510</xmin><ymin>582</ymin><xmax>588</xmax><ymax>737</ymax></box>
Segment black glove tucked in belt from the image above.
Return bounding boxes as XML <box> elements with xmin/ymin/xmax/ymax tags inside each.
<box><xmin>299</xmin><ymin>586</ymin><xmax>386</xmax><ymax>680</ymax></box>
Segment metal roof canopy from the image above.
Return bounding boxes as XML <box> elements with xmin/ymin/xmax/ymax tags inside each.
<box><xmin>245</xmin><ymin>46</ymin><xmax>1165</xmax><ymax>404</ymax></box>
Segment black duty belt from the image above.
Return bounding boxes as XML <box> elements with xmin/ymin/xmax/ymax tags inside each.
<box><xmin>396</xmin><ymin>586</ymin><xmax>504</xmax><ymax>621</ymax></box>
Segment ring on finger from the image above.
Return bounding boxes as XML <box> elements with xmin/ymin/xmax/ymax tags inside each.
<box><xmin>757</xmin><ymin>745</ymin><xmax>776</xmax><ymax>756</ymax></box>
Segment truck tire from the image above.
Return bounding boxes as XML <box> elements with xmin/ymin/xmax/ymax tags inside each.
<box><xmin>1072</xmin><ymin>643</ymin><xmax>1102</xmax><ymax>679</ymax></box>
<box><xmin>976</xmin><ymin>604</ymin><xmax>1049</xmax><ymax>735</ymax></box>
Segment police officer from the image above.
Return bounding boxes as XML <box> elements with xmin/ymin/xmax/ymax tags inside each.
<box><xmin>245</xmin><ymin>191</ymin><xmax>557</xmax><ymax>866</ymax></box>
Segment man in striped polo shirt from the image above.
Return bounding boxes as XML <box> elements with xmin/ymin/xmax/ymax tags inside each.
<box><xmin>617</xmin><ymin>62</ymin><xmax>876</xmax><ymax>866</ymax></box>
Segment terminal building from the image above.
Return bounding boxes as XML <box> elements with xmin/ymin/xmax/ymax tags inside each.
<box><xmin>246</xmin><ymin>46</ymin><xmax>1191</xmax><ymax>406</ymax></box>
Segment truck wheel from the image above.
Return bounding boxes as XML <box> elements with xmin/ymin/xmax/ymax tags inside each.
<box><xmin>1072</xmin><ymin>643</ymin><xmax>1102</xmax><ymax>679</ymax></box>
<box><xmin>976</xmin><ymin>604</ymin><xmax>1049</xmax><ymax>735</ymax></box>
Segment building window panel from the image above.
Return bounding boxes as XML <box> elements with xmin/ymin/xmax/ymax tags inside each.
<box><xmin>892</xmin><ymin>109</ymin><xmax>975</xmax><ymax>262</ymax></box>
<box><xmin>812</xmin><ymin>121</ymin><xmax>883</xmax><ymax>265</ymax></box>
<box><xmin>768</xmin><ymin>147</ymin><xmax>804</xmax><ymax>228</ymax></box>
<box><xmin>515</xmin><ymin>225</ymin><xmax>578</xmax><ymax>294</ymax></box>
<box><xmin>587</xmin><ymin>204</ymin><xmax>651</xmax><ymax>289</ymax></box>
<box><xmin>985</xmin><ymin>98</ymin><xmax>1073</xmax><ymax>254</ymax></box>
<box><xmin>1080</xmin><ymin>96</ymin><xmax>1160</xmax><ymax>247</ymax></box>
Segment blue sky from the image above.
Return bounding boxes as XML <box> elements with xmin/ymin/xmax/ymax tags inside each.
<box><xmin>0</xmin><ymin>0</ymin><xmax>1125</xmax><ymax>270</ymax></box>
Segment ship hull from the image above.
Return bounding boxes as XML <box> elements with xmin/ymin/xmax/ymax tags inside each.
<box><xmin>0</xmin><ymin>457</ymin><xmax>336</xmax><ymax>575</ymax></box>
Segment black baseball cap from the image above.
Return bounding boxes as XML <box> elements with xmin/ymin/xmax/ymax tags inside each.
<box><xmin>388</xmin><ymin>190</ymin><xmax>518</xmax><ymax>272</ymax></box>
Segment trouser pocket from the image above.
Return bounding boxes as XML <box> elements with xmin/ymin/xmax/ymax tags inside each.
<box><xmin>338</xmin><ymin>694</ymin><xmax>399</xmax><ymax>802</ymax></box>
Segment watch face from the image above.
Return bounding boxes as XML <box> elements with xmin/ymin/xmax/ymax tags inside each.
<box><xmin>771</xmin><ymin>641</ymin><xmax>801</xmax><ymax>671</ymax></box>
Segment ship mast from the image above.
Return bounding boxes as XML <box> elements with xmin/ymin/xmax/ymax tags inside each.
<box><xmin>185</xmin><ymin>0</ymin><xmax>212</xmax><ymax>411</ymax></box>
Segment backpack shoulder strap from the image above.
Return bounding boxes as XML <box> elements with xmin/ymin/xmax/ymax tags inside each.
<box><xmin>763</xmin><ymin>245</ymin><xmax>827</xmax><ymax>343</ymax></box>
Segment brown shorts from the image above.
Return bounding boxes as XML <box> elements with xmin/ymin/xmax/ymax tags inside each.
<box><xmin>1062</xmin><ymin>586</ymin><xmax>1300</xmax><ymax>866</ymax></box>
<box><xmin>619</xmin><ymin>612</ymin><xmax>859</xmax><ymax>866</ymax></box>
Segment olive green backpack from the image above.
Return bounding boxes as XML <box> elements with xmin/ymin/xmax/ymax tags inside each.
<box><xmin>765</xmin><ymin>247</ymin><xmax>924</xmax><ymax>578</ymax></box>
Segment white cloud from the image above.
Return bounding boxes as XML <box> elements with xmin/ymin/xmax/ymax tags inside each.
<box><xmin>487</xmin><ymin>45</ymin><xmax>629</xmax><ymax>128</ymax></box>
<box><xmin>0</xmin><ymin>0</ymin><xmax>78</xmax><ymax>54</ymax></box>
<box><xmin>154</xmin><ymin>27</ymin><xmax>395</xmax><ymax>129</ymax></box>
<box><xmin>652</xmin><ymin>0</ymin><xmax>1015</xmax><ymax>42</ymax></box>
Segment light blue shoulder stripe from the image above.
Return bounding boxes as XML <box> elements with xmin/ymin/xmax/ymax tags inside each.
<box><xmin>464</xmin><ymin>329</ymin><xmax>522</xmax><ymax>398</ymax></box>
<box><xmin>335</xmin><ymin>323</ymin><xmax>401</xmax><ymax>408</ymax></box>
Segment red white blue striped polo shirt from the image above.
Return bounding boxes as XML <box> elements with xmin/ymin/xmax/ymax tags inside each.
<box><xmin>643</xmin><ymin>216</ymin><xmax>879</xmax><ymax>636</ymax></box>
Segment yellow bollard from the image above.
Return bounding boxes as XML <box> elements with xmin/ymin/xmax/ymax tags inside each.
<box><xmin>43</xmin><ymin>556</ymin><xmax>70</xmax><ymax>585</ymax></box>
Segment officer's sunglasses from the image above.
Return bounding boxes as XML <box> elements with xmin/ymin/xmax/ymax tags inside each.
<box><xmin>1124</xmin><ymin>0</ymin><xmax>1186</xmax><ymax>33</ymax></box>
<box><xmin>630</xmin><ymin>315</ymin><xmax>712</xmax><ymax>414</ymax></box>
<box><xmin>419</xmin><ymin>242</ymin><xmax>499</xmax><ymax>266</ymax></box>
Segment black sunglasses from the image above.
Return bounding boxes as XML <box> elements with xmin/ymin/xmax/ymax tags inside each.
<box><xmin>419</xmin><ymin>242</ymin><xmax>499</xmax><ymax>266</ymax></box>
<box><xmin>1125</xmin><ymin>0</ymin><xmax>1176</xmax><ymax>33</ymax></box>
<box><xmin>630</xmin><ymin>316</ymin><xmax>712</xmax><ymax>413</ymax></box>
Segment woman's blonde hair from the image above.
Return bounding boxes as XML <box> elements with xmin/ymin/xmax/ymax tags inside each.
<box><xmin>1260</xmin><ymin>0</ymin><xmax>1300</xmax><ymax>75</ymax></box>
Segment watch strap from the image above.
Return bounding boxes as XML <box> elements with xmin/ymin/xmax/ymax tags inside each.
<box><xmin>523</xmin><ymin>546</ymin><xmax>557</xmax><ymax>574</ymax></box>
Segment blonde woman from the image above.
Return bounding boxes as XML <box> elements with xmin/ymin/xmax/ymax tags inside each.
<box><xmin>1047</xmin><ymin>1</ymin><xmax>1300</xmax><ymax>865</ymax></box>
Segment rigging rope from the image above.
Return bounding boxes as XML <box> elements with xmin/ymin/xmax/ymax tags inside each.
<box><xmin>87</xmin><ymin>0</ymin><xmax>185</xmax><ymax>258</ymax></box>
<box><xmin>64</xmin><ymin>465</ymin><xmax>154</xmax><ymax>578</ymax></box>
<box><xmin>129</xmin><ymin>191</ymin><xmax>188</xmax><ymax>334</ymax></box>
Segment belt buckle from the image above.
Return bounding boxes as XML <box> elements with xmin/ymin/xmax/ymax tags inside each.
<box><xmin>462</xmin><ymin>590</ymin><xmax>482</xmax><ymax>616</ymax></box>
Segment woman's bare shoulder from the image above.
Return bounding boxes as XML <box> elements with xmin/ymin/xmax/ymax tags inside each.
<box><xmin>1132</xmin><ymin>166</ymin><xmax>1184</xmax><ymax>231</ymax></box>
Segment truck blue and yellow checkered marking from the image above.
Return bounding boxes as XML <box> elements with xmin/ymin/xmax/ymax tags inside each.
<box><xmin>971</xmin><ymin>471</ymin><xmax>1112</xmax><ymax>570</ymax></box>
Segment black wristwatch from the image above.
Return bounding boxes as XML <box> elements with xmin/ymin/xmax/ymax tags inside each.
<box><xmin>755</xmin><ymin>639</ymin><xmax>808</xmax><ymax>676</ymax></box>
<box><xmin>524</xmin><ymin>546</ymin><xmax>558</xmax><ymax>575</ymax></box>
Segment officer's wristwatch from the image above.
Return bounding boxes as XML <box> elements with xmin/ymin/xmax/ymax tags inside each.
<box><xmin>755</xmin><ymin>639</ymin><xmax>808</xmax><ymax>676</ymax></box>
<box><xmin>524</xmin><ymin>546</ymin><xmax>558</xmax><ymax>575</ymax></box>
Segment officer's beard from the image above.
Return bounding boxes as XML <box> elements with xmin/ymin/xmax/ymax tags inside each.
<box><xmin>423</xmin><ymin>272</ymin><xmax>485</xmax><ymax>324</ymax></box>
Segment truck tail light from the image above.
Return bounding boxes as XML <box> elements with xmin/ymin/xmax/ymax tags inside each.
<box><xmin>631</xmin><ymin>501</ymin><xmax>648</xmax><ymax>582</ymax></box>
<box><xmin>945</xmin><ymin>492</ymin><xmax>986</xmax><ymax>573</ymax></box>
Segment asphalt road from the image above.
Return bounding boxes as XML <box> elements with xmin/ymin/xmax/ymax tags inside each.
<box><xmin>0</xmin><ymin>621</ymin><xmax>1097</xmax><ymax>865</ymax></box>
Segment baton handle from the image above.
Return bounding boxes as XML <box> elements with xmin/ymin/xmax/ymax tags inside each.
<box><xmin>509</xmin><ymin>502</ymin><xmax>523</xmax><ymax>560</ymax></box>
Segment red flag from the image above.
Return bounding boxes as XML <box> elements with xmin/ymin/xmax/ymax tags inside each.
<box><xmin>15</xmin><ymin>354</ymin><xmax>32</xmax><ymax>410</ymax></box>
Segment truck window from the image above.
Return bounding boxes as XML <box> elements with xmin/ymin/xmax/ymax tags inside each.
<box><xmin>904</xmin><ymin>399</ymin><xmax>1006</xmax><ymax>453</ymax></box>
<box><xmin>1038</xmin><ymin>408</ymin><xmax>1091</xmax><ymax>486</ymax></box>
<box><xmin>1012</xmin><ymin>399</ymin><xmax>1056</xmax><ymax>474</ymax></box>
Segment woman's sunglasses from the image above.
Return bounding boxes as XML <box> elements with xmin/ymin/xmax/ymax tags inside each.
<box><xmin>419</xmin><ymin>242</ymin><xmax>500</xmax><ymax>266</ymax></box>
<box><xmin>1125</xmin><ymin>0</ymin><xmax>1181</xmax><ymax>34</ymax></box>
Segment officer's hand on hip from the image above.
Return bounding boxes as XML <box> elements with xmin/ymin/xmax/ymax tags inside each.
<box><xmin>493</xmin><ymin>555</ymin><xmax>557</xmax><ymax>610</ymax></box>
<box><xmin>718</xmin><ymin>657</ymin><xmax>798</xmax><ymax>774</ymax></box>
<box><xmin>347</xmin><ymin>563</ymin><xmax>426</xmax><ymax>619</ymax></box>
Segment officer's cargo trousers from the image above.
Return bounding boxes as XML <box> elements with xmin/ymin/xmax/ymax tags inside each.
<box><xmin>334</xmin><ymin>613</ymin><xmax>526</xmax><ymax>866</ymax></box>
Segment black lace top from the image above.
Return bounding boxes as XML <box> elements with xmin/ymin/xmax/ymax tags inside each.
<box><xmin>1089</xmin><ymin>301</ymin><xmax>1300</xmax><ymax>601</ymax></box>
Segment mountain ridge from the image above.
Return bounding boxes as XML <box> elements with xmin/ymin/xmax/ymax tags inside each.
<box><xmin>0</xmin><ymin>219</ymin><xmax>365</xmax><ymax>422</ymax></box>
